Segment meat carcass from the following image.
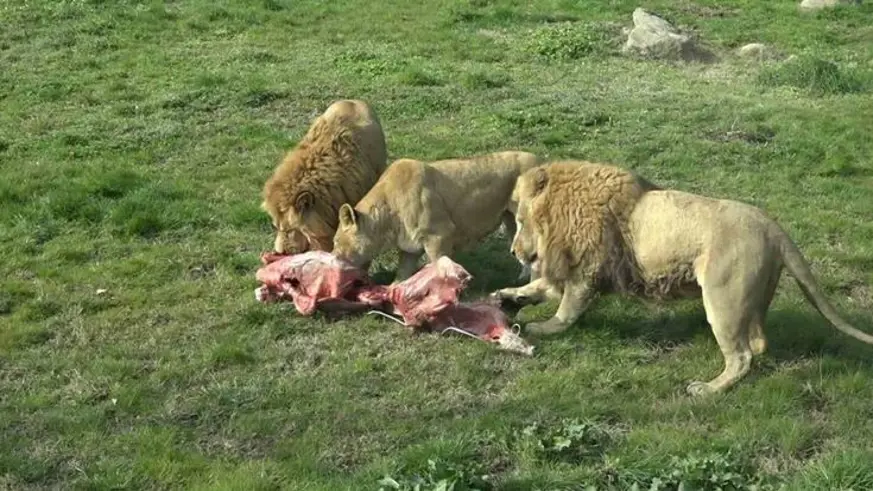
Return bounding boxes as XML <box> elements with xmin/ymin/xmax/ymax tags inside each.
<box><xmin>429</xmin><ymin>302</ymin><xmax>534</xmax><ymax>356</ymax></box>
<box><xmin>254</xmin><ymin>251</ymin><xmax>534</xmax><ymax>355</ymax></box>
<box><xmin>382</xmin><ymin>256</ymin><xmax>471</xmax><ymax>326</ymax></box>
<box><xmin>254</xmin><ymin>251</ymin><xmax>387</xmax><ymax>315</ymax></box>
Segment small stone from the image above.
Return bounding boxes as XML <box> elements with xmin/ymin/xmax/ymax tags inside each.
<box><xmin>622</xmin><ymin>8</ymin><xmax>715</xmax><ymax>63</ymax></box>
<box><xmin>739</xmin><ymin>43</ymin><xmax>785</xmax><ymax>62</ymax></box>
<box><xmin>800</xmin><ymin>0</ymin><xmax>861</xmax><ymax>10</ymax></box>
<box><xmin>738</xmin><ymin>43</ymin><xmax>767</xmax><ymax>58</ymax></box>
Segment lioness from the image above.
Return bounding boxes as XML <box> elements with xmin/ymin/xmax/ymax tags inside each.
<box><xmin>262</xmin><ymin>99</ymin><xmax>387</xmax><ymax>254</ymax></box>
<box><xmin>331</xmin><ymin>151</ymin><xmax>543</xmax><ymax>281</ymax></box>
<box><xmin>493</xmin><ymin>160</ymin><xmax>873</xmax><ymax>395</ymax></box>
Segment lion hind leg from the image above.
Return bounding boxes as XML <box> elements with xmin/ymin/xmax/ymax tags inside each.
<box><xmin>687</xmin><ymin>283</ymin><xmax>755</xmax><ymax>396</ymax></box>
<box><xmin>748</xmin><ymin>319</ymin><xmax>768</xmax><ymax>357</ymax></box>
<box><xmin>748</xmin><ymin>267</ymin><xmax>781</xmax><ymax>356</ymax></box>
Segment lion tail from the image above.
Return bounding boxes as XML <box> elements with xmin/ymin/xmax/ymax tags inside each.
<box><xmin>779</xmin><ymin>232</ymin><xmax>873</xmax><ymax>344</ymax></box>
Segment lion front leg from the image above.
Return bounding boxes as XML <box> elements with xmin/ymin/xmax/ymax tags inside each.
<box><xmin>526</xmin><ymin>281</ymin><xmax>594</xmax><ymax>335</ymax></box>
<box><xmin>423</xmin><ymin>235</ymin><xmax>455</xmax><ymax>264</ymax></box>
<box><xmin>491</xmin><ymin>277</ymin><xmax>561</xmax><ymax>307</ymax></box>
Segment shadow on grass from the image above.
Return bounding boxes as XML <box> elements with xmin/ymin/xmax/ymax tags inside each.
<box><xmin>763</xmin><ymin>309</ymin><xmax>873</xmax><ymax>366</ymax></box>
<box><xmin>360</xmin><ymin>233</ymin><xmax>523</xmax><ymax>293</ymax></box>
<box><xmin>453</xmin><ymin>235</ymin><xmax>525</xmax><ymax>296</ymax></box>
<box><xmin>511</xmin><ymin>293</ymin><xmax>873</xmax><ymax>368</ymax></box>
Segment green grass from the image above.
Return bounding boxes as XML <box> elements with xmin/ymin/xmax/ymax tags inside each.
<box><xmin>2</xmin><ymin>0</ymin><xmax>873</xmax><ymax>489</ymax></box>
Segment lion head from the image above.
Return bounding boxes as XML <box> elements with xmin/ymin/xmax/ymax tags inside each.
<box><xmin>261</xmin><ymin>99</ymin><xmax>387</xmax><ymax>255</ymax></box>
<box><xmin>510</xmin><ymin>166</ymin><xmax>549</xmax><ymax>275</ymax></box>
<box><xmin>331</xmin><ymin>203</ymin><xmax>382</xmax><ymax>268</ymax></box>
<box><xmin>511</xmin><ymin>161</ymin><xmax>657</xmax><ymax>289</ymax></box>
<box><xmin>262</xmin><ymin>184</ymin><xmax>336</xmax><ymax>255</ymax></box>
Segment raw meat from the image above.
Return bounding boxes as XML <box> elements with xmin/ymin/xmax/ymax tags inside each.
<box><xmin>383</xmin><ymin>256</ymin><xmax>471</xmax><ymax>326</ymax></box>
<box><xmin>254</xmin><ymin>251</ymin><xmax>534</xmax><ymax>355</ymax></box>
<box><xmin>429</xmin><ymin>302</ymin><xmax>535</xmax><ymax>356</ymax></box>
<box><xmin>253</xmin><ymin>252</ymin><xmax>468</xmax><ymax>323</ymax></box>
<box><xmin>253</xmin><ymin>251</ymin><xmax>387</xmax><ymax>315</ymax></box>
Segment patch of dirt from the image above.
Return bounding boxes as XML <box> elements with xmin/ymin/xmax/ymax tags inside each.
<box><xmin>675</xmin><ymin>2</ymin><xmax>739</xmax><ymax>18</ymax></box>
<box><xmin>317</xmin><ymin>433</ymin><xmax>390</xmax><ymax>472</ymax></box>
<box><xmin>835</xmin><ymin>280</ymin><xmax>873</xmax><ymax>308</ymax></box>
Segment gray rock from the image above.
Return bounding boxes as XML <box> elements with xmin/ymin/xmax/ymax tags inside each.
<box><xmin>622</xmin><ymin>8</ymin><xmax>715</xmax><ymax>63</ymax></box>
<box><xmin>800</xmin><ymin>0</ymin><xmax>861</xmax><ymax>10</ymax></box>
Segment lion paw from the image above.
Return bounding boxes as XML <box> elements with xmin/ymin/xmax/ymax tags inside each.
<box><xmin>489</xmin><ymin>289</ymin><xmax>533</xmax><ymax>307</ymax></box>
<box><xmin>526</xmin><ymin>318</ymin><xmax>569</xmax><ymax>336</ymax></box>
<box><xmin>685</xmin><ymin>381</ymin><xmax>716</xmax><ymax>397</ymax></box>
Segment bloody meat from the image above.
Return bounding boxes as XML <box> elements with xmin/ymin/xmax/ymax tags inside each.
<box><xmin>254</xmin><ymin>251</ymin><xmax>534</xmax><ymax>355</ymax></box>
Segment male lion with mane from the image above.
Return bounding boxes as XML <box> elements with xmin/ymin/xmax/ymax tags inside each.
<box><xmin>493</xmin><ymin>160</ymin><xmax>873</xmax><ymax>395</ymax></box>
<box><xmin>262</xmin><ymin>99</ymin><xmax>387</xmax><ymax>254</ymax></box>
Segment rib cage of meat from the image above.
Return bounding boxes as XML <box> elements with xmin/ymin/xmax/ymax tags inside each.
<box><xmin>254</xmin><ymin>251</ymin><xmax>534</xmax><ymax>355</ymax></box>
<box><xmin>254</xmin><ymin>251</ymin><xmax>387</xmax><ymax>315</ymax></box>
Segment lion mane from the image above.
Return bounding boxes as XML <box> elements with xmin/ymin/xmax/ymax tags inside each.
<box><xmin>522</xmin><ymin>160</ymin><xmax>660</xmax><ymax>295</ymax></box>
<box><xmin>262</xmin><ymin>99</ymin><xmax>387</xmax><ymax>253</ymax></box>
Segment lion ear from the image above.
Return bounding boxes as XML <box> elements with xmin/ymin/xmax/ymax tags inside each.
<box><xmin>295</xmin><ymin>191</ymin><xmax>314</xmax><ymax>213</ymax></box>
<box><xmin>531</xmin><ymin>167</ymin><xmax>548</xmax><ymax>196</ymax></box>
<box><xmin>338</xmin><ymin>203</ymin><xmax>358</xmax><ymax>228</ymax></box>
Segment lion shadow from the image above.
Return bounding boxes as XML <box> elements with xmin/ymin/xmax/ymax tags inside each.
<box><xmin>531</xmin><ymin>299</ymin><xmax>873</xmax><ymax>369</ymax></box>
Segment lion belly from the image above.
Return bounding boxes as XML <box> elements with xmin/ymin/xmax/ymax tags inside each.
<box><xmin>628</xmin><ymin>191</ymin><xmax>715</xmax><ymax>299</ymax></box>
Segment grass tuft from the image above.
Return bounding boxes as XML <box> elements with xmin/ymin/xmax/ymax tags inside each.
<box><xmin>523</xmin><ymin>22</ymin><xmax>619</xmax><ymax>61</ymax></box>
<box><xmin>461</xmin><ymin>70</ymin><xmax>510</xmax><ymax>90</ymax></box>
<box><xmin>757</xmin><ymin>55</ymin><xmax>869</xmax><ymax>95</ymax></box>
<box><xmin>398</xmin><ymin>68</ymin><xmax>445</xmax><ymax>87</ymax></box>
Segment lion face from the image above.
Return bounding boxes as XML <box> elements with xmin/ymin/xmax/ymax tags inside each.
<box><xmin>510</xmin><ymin>204</ymin><xmax>539</xmax><ymax>271</ymax></box>
<box><xmin>262</xmin><ymin>192</ymin><xmax>334</xmax><ymax>255</ymax></box>
<box><xmin>331</xmin><ymin>203</ymin><xmax>378</xmax><ymax>267</ymax></box>
<box><xmin>509</xmin><ymin>166</ymin><xmax>549</xmax><ymax>273</ymax></box>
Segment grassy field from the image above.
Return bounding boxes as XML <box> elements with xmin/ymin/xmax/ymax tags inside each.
<box><xmin>3</xmin><ymin>0</ymin><xmax>873</xmax><ymax>489</ymax></box>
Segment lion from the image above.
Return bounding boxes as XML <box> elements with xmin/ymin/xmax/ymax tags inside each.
<box><xmin>492</xmin><ymin>160</ymin><xmax>873</xmax><ymax>396</ymax></box>
<box><xmin>331</xmin><ymin>151</ymin><xmax>543</xmax><ymax>281</ymax></box>
<box><xmin>261</xmin><ymin>99</ymin><xmax>388</xmax><ymax>255</ymax></box>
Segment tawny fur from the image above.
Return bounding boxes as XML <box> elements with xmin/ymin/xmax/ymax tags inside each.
<box><xmin>262</xmin><ymin>99</ymin><xmax>387</xmax><ymax>254</ymax></box>
<box><xmin>512</xmin><ymin>160</ymin><xmax>659</xmax><ymax>290</ymax></box>
<box><xmin>494</xmin><ymin>160</ymin><xmax>873</xmax><ymax>396</ymax></box>
<box><xmin>332</xmin><ymin>151</ymin><xmax>543</xmax><ymax>281</ymax></box>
